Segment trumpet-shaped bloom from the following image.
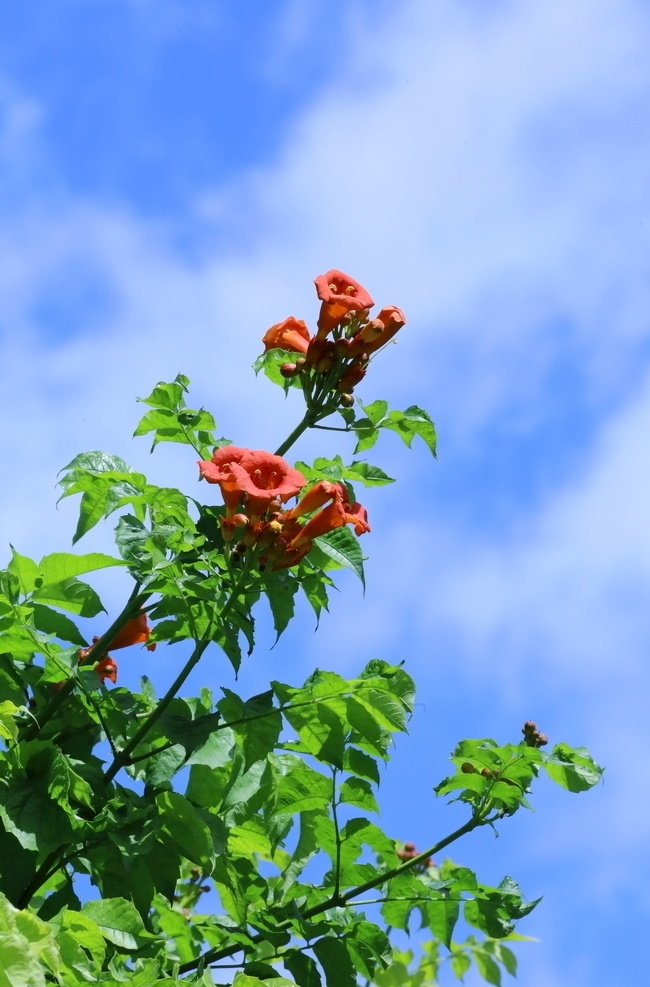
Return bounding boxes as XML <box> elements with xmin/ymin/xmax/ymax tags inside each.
<box><xmin>110</xmin><ymin>612</ymin><xmax>156</xmax><ymax>651</ymax></box>
<box><xmin>198</xmin><ymin>446</ymin><xmax>251</xmax><ymax>513</ymax></box>
<box><xmin>361</xmin><ymin>305</ymin><xmax>406</xmax><ymax>354</ymax></box>
<box><xmin>227</xmin><ymin>450</ymin><xmax>307</xmax><ymax>520</ymax></box>
<box><xmin>263</xmin><ymin>317</ymin><xmax>312</xmax><ymax>353</ymax></box>
<box><xmin>314</xmin><ymin>269</ymin><xmax>374</xmax><ymax>337</ymax></box>
<box><xmin>265</xmin><ymin>480</ymin><xmax>370</xmax><ymax>569</ymax></box>
<box><xmin>283</xmin><ymin>480</ymin><xmax>346</xmax><ymax>521</ymax></box>
<box><xmin>199</xmin><ymin>447</ymin><xmax>307</xmax><ymax>522</ymax></box>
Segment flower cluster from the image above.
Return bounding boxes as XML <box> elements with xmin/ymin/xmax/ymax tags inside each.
<box><xmin>198</xmin><ymin>447</ymin><xmax>369</xmax><ymax>569</ymax></box>
<box><xmin>262</xmin><ymin>269</ymin><xmax>406</xmax><ymax>400</ymax></box>
<box><xmin>78</xmin><ymin>612</ymin><xmax>156</xmax><ymax>685</ymax></box>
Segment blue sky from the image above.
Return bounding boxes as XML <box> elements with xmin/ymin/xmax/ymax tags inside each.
<box><xmin>2</xmin><ymin>1</ymin><xmax>650</xmax><ymax>983</ymax></box>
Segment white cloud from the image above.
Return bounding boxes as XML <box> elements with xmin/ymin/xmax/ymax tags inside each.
<box><xmin>1</xmin><ymin>4</ymin><xmax>649</xmax><ymax>984</ymax></box>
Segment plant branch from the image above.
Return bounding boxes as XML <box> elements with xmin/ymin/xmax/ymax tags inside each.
<box><xmin>103</xmin><ymin>563</ymin><xmax>255</xmax><ymax>784</ymax></box>
<box><xmin>331</xmin><ymin>768</ymin><xmax>342</xmax><ymax>901</ymax></box>
<box><xmin>18</xmin><ymin>583</ymin><xmax>149</xmax><ymax>743</ymax></box>
<box><xmin>178</xmin><ymin>811</ymin><xmax>495</xmax><ymax>974</ymax></box>
<box><xmin>103</xmin><ymin>638</ymin><xmax>209</xmax><ymax>784</ymax></box>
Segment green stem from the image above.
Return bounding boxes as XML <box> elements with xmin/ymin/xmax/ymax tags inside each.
<box><xmin>103</xmin><ymin>638</ymin><xmax>209</xmax><ymax>784</ymax></box>
<box><xmin>331</xmin><ymin>769</ymin><xmax>342</xmax><ymax>902</ymax></box>
<box><xmin>16</xmin><ymin>836</ymin><xmax>108</xmax><ymax>910</ymax></box>
<box><xmin>178</xmin><ymin>812</ymin><xmax>494</xmax><ymax>974</ymax></box>
<box><xmin>103</xmin><ymin>562</ymin><xmax>255</xmax><ymax>784</ymax></box>
<box><xmin>274</xmin><ymin>411</ymin><xmax>317</xmax><ymax>458</ymax></box>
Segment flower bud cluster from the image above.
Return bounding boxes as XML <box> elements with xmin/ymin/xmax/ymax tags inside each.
<box><xmin>396</xmin><ymin>841</ymin><xmax>434</xmax><ymax>870</ymax></box>
<box><xmin>522</xmin><ymin>720</ymin><xmax>549</xmax><ymax>748</ymax></box>
<box><xmin>198</xmin><ymin>447</ymin><xmax>370</xmax><ymax>570</ymax></box>
<box><xmin>262</xmin><ymin>269</ymin><xmax>406</xmax><ymax>400</ymax></box>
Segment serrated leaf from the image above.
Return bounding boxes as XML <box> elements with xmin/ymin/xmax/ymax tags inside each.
<box><xmin>312</xmin><ymin>936</ymin><xmax>356</xmax><ymax>987</ymax></box>
<box><xmin>81</xmin><ymin>897</ymin><xmax>158</xmax><ymax>950</ymax></box>
<box><xmin>32</xmin><ymin>578</ymin><xmax>104</xmax><ymax>617</ymax></box>
<box><xmin>38</xmin><ymin>552</ymin><xmax>123</xmax><ymax>584</ymax></box>
<box><xmin>7</xmin><ymin>548</ymin><xmax>39</xmax><ymax>595</ymax></box>
<box><xmin>541</xmin><ymin>744</ymin><xmax>604</xmax><ymax>792</ymax></box>
<box><xmin>314</xmin><ymin>528</ymin><xmax>365</xmax><ymax>587</ymax></box>
<box><xmin>31</xmin><ymin>605</ymin><xmax>88</xmax><ymax>646</ymax></box>
<box><xmin>339</xmin><ymin>777</ymin><xmax>379</xmax><ymax>813</ymax></box>
<box><xmin>263</xmin><ymin>571</ymin><xmax>298</xmax><ymax>641</ymax></box>
<box><xmin>359</xmin><ymin>400</ymin><xmax>388</xmax><ymax>425</ymax></box>
<box><xmin>137</xmin><ymin>376</ymin><xmax>189</xmax><ymax>411</ymax></box>
<box><xmin>156</xmin><ymin>791</ymin><xmax>215</xmax><ymax>871</ymax></box>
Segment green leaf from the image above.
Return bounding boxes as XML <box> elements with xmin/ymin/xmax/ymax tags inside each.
<box><xmin>345</xmin><ymin>921</ymin><xmax>391</xmax><ymax>980</ymax></box>
<box><xmin>81</xmin><ymin>897</ymin><xmax>158</xmax><ymax>950</ymax></box>
<box><xmin>31</xmin><ymin>605</ymin><xmax>87</xmax><ymax>646</ymax></box>
<box><xmin>359</xmin><ymin>400</ymin><xmax>388</xmax><ymax>425</ymax></box>
<box><xmin>137</xmin><ymin>376</ymin><xmax>189</xmax><ymax>411</ymax></box>
<box><xmin>312</xmin><ymin>937</ymin><xmax>356</xmax><ymax>987</ymax></box>
<box><xmin>253</xmin><ymin>349</ymin><xmax>304</xmax><ymax>390</ymax></box>
<box><xmin>343</xmin><ymin>748</ymin><xmax>380</xmax><ymax>786</ymax></box>
<box><xmin>0</xmin><ymin>702</ymin><xmax>21</xmax><ymax>744</ymax></box>
<box><xmin>156</xmin><ymin>791</ymin><xmax>215</xmax><ymax>871</ymax></box>
<box><xmin>339</xmin><ymin>777</ymin><xmax>379</xmax><ymax>813</ymax></box>
<box><xmin>38</xmin><ymin>552</ymin><xmax>123</xmax><ymax>583</ymax></box>
<box><xmin>425</xmin><ymin>898</ymin><xmax>460</xmax><ymax>948</ymax></box>
<box><xmin>314</xmin><ymin>527</ymin><xmax>365</xmax><ymax>587</ymax></box>
<box><xmin>280</xmin><ymin>810</ymin><xmax>322</xmax><ymax>894</ymax></box>
<box><xmin>474</xmin><ymin>949</ymin><xmax>503</xmax><ymax>986</ymax></box>
<box><xmin>284</xmin><ymin>949</ymin><xmax>322</xmax><ymax>987</ymax></box>
<box><xmin>32</xmin><ymin>578</ymin><xmax>104</xmax><ymax>617</ymax></box>
<box><xmin>541</xmin><ymin>744</ymin><xmax>604</xmax><ymax>792</ymax></box>
<box><xmin>7</xmin><ymin>548</ymin><xmax>39</xmax><ymax>595</ymax></box>
<box><xmin>271</xmin><ymin>755</ymin><xmax>331</xmax><ymax>816</ymax></box>
<box><xmin>263</xmin><ymin>571</ymin><xmax>299</xmax><ymax>641</ymax></box>
<box><xmin>384</xmin><ymin>405</ymin><xmax>437</xmax><ymax>455</ymax></box>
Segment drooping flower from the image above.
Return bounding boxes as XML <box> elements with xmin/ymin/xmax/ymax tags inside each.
<box><xmin>341</xmin><ymin>500</ymin><xmax>371</xmax><ymax>536</ymax></box>
<box><xmin>262</xmin><ymin>317</ymin><xmax>312</xmax><ymax>354</ymax></box>
<box><xmin>283</xmin><ymin>479</ymin><xmax>346</xmax><ymax>521</ymax></box>
<box><xmin>264</xmin><ymin>479</ymin><xmax>370</xmax><ymax>569</ymax></box>
<box><xmin>287</xmin><ymin>498</ymin><xmax>349</xmax><ymax>550</ymax></box>
<box><xmin>314</xmin><ymin>270</ymin><xmax>374</xmax><ymax>337</ymax></box>
<box><xmin>360</xmin><ymin>305</ymin><xmax>406</xmax><ymax>354</ymax></box>
<box><xmin>95</xmin><ymin>656</ymin><xmax>118</xmax><ymax>684</ymax></box>
<box><xmin>109</xmin><ymin>612</ymin><xmax>156</xmax><ymax>651</ymax></box>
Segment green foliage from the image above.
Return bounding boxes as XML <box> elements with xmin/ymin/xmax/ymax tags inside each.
<box><xmin>339</xmin><ymin>401</ymin><xmax>437</xmax><ymax>456</ymax></box>
<box><xmin>0</xmin><ymin>349</ymin><xmax>602</xmax><ymax>987</ymax></box>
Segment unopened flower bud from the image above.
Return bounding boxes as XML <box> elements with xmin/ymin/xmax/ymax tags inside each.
<box><xmin>295</xmin><ymin>357</ymin><xmax>306</xmax><ymax>371</ymax></box>
<box><xmin>280</xmin><ymin>363</ymin><xmax>298</xmax><ymax>378</ymax></box>
<box><xmin>316</xmin><ymin>355</ymin><xmax>335</xmax><ymax>374</ymax></box>
<box><xmin>305</xmin><ymin>336</ymin><xmax>327</xmax><ymax>366</ymax></box>
<box><xmin>339</xmin><ymin>393</ymin><xmax>355</xmax><ymax>407</ymax></box>
<box><xmin>359</xmin><ymin>318</ymin><xmax>385</xmax><ymax>344</ymax></box>
<box><xmin>461</xmin><ymin>762</ymin><xmax>476</xmax><ymax>773</ymax></box>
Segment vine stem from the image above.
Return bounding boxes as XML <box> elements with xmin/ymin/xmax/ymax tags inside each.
<box><xmin>274</xmin><ymin>412</ymin><xmax>317</xmax><ymax>458</ymax></box>
<box><xmin>178</xmin><ymin>811</ymin><xmax>496</xmax><ymax>974</ymax></box>
<box><xmin>331</xmin><ymin>768</ymin><xmax>342</xmax><ymax>901</ymax></box>
<box><xmin>103</xmin><ymin>560</ymin><xmax>255</xmax><ymax>785</ymax></box>
<box><xmin>103</xmin><ymin>638</ymin><xmax>210</xmax><ymax>784</ymax></box>
<box><xmin>17</xmin><ymin>583</ymin><xmax>149</xmax><ymax>744</ymax></box>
